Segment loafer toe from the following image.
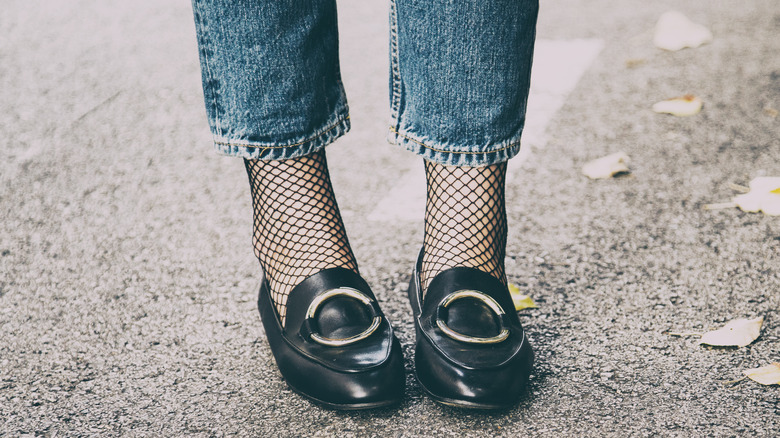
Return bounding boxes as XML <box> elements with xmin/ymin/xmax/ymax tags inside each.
<box><xmin>414</xmin><ymin>330</ymin><xmax>532</xmax><ymax>409</ymax></box>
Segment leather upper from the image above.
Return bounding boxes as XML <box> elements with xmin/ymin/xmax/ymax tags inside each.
<box><xmin>261</xmin><ymin>268</ymin><xmax>395</xmax><ymax>372</ymax></box>
<box><xmin>414</xmin><ymin>265</ymin><xmax>528</xmax><ymax>370</ymax></box>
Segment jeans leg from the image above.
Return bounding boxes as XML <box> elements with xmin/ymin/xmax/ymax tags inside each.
<box><xmin>388</xmin><ymin>0</ymin><xmax>539</xmax><ymax>167</ymax></box>
<box><xmin>191</xmin><ymin>0</ymin><xmax>349</xmax><ymax>160</ymax></box>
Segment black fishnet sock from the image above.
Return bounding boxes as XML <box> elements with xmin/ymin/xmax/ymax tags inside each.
<box><xmin>244</xmin><ymin>149</ymin><xmax>359</xmax><ymax>327</ymax></box>
<box><xmin>421</xmin><ymin>160</ymin><xmax>508</xmax><ymax>296</ymax></box>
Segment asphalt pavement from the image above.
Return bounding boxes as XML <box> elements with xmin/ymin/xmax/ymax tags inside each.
<box><xmin>1</xmin><ymin>0</ymin><xmax>778</xmax><ymax>436</ymax></box>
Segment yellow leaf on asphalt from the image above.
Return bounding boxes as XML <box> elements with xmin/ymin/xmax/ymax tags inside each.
<box><xmin>508</xmin><ymin>283</ymin><xmax>538</xmax><ymax>311</ymax></box>
<box><xmin>652</xmin><ymin>94</ymin><xmax>703</xmax><ymax>116</ymax></box>
<box><xmin>733</xmin><ymin>177</ymin><xmax>780</xmax><ymax>216</ymax></box>
<box><xmin>582</xmin><ymin>152</ymin><xmax>630</xmax><ymax>179</ymax></box>
<box><xmin>699</xmin><ymin>317</ymin><xmax>763</xmax><ymax>348</ymax></box>
<box><xmin>654</xmin><ymin>11</ymin><xmax>713</xmax><ymax>51</ymax></box>
<box><xmin>743</xmin><ymin>363</ymin><xmax>780</xmax><ymax>385</ymax></box>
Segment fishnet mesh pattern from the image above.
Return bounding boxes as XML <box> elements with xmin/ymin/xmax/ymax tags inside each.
<box><xmin>244</xmin><ymin>150</ymin><xmax>358</xmax><ymax>327</ymax></box>
<box><xmin>421</xmin><ymin>161</ymin><xmax>508</xmax><ymax>295</ymax></box>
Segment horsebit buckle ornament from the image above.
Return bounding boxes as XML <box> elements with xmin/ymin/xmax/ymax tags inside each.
<box><xmin>304</xmin><ymin>287</ymin><xmax>382</xmax><ymax>347</ymax></box>
<box><xmin>436</xmin><ymin>290</ymin><xmax>510</xmax><ymax>344</ymax></box>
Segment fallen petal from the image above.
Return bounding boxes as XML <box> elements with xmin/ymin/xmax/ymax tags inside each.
<box><xmin>582</xmin><ymin>152</ymin><xmax>630</xmax><ymax>179</ymax></box>
<box><xmin>654</xmin><ymin>11</ymin><xmax>713</xmax><ymax>51</ymax></box>
<box><xmin>733</xmin><ymin>177</ymin><xmax>780</xmax><ymax>215</ymax></box>
<box><xmin>748</xmin><ymin>176</ymin><xmax>780</xmax><ymax>192</ymax></box>
<box><xmin>508</xmin><ymin>283</ymin><xmax>538</xmax><ymax>311</ymax></box>
<box><xmin>699</xmin><ymin>316</ymin><xmax>763</xmax><ymax>348</ymax></box>
<box><xmin>652</xmin><ymin>95</ymin><xmax>703</xmax><ymax>116</ymax></box>
<box><xmin>743</xmin><ymin>363</ymin><xmax>780</xmax><ymax>385</ymax></box>
<box><xmin>733</xmin><ymin>193</ymin><xmax>763</xmax><ymax>213</ymax></box>
<box><xmin>760</xmin><ymin>199</ymin><xmax>780</xmax><ymax>216</ymax></box>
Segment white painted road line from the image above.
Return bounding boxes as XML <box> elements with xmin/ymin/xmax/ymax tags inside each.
<box><xmin>368</xmin><ymin>39</ymin><xmax>604</xmax><ymax>222</ymax></box>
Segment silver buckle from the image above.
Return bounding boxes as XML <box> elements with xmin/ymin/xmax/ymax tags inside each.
<box><xmin>305</xmin><ymin>287</ymin><xmax>382</xmax><ymax>347</ymax></box>
<box><xmin>436</xmin><ymin>290</ymin><xmax>510</xmax><ymax>344</ymax></box>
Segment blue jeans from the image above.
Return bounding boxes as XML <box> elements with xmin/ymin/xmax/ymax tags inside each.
<box><xmin>191</xmin><ymin>0</ymin><xmax>538</xmax><ymax>167</ymax></box>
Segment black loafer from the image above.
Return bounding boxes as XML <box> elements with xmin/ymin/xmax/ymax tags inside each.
<box><xmin>257</xmin><ymin>267</ymin><xmax>404</xmax><ymax>410</ymax></box>
<box><xmin>408</xmin><ymin>250</ymin><xmax>533</xmax><ymax>409</ymax></box>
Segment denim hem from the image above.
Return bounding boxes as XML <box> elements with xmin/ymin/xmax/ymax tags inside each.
<box><xmin>213</xmin><ymin>114</ymin><xmax>351</xmax><ymax>160</ymax></box>
<box><xmin>387</xmin><ymin>126</ymin><xmax>523</xmax><ymax>167</ymax></box>
<box><xmin>388</xmin><ymin>0</ymin><xmax>402</xmax><ymax>133</ymax></box>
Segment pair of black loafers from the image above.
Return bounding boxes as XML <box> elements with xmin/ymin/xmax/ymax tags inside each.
<box><xmin>255</xmin><ymin>251</ymin><xmax>533</xmax><ymax>410</ymax></box>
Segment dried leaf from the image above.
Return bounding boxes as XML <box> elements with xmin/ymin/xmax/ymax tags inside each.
<box><xmin>652</xmin><ymin>94</ymin><xmax>703</xmax><ymax>116</ymax></box>
<box><xmin>582</xmin><ymin>152</ymin><xmax>630</xmax><ymax>179</ymax></box>
<box><xmin>654</xmin><ymin>11</ymin><xmax>713</xmax><ymax>51</ymax></box>
<box><xmin>732</xmin><ymin>177</ymin><xmax>780</xmax><ymax>216</ymax></box>
<box><xmin>508</xmin><ymin>283</ymin><xmax>538</xmax><ymax>311</ymax></box>
<box><xmin>764</xmin><ymin>106</ymin><xmax>779</xmax><ymax>118</ymax></box>
<box><xmin>743</xmin><ymin>363</ymin><xmax>780</xmax><ymax>385</ymax></box>
<box><xmin>699</xmin><ymin>317</ymin><xmax>763</xmax><ymax>348</ymax></box>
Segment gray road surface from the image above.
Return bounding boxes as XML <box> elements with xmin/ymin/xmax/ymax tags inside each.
<box><xmin>1</xmin><ymin>0</ymin><xmax>778</xmax><ymax>436</ymax></box>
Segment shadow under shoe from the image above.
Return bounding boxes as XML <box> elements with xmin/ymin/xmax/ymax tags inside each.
<box><xmin>257</xmin><ymin>267</ymin><xmax>405</xmax><ymax>410</ymax></box>
<box><xmin>408</xmin><ymin>252</ymin><xmax>533</xmax><ymax>409</ymax></box>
